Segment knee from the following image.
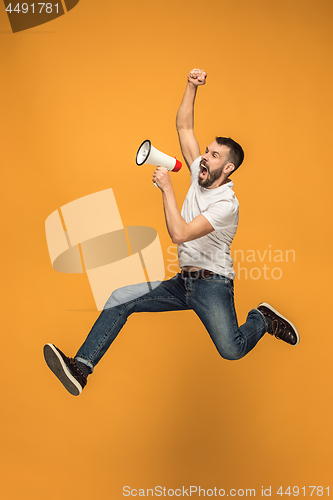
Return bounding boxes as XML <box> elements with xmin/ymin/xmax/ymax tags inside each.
<box><xmin>216</xmin><ymin>345</ymin><xmax>245</xmax><ymax>361</ymax></box>
<box><xmin>221</xmin><ymin>352</ymin><xmax>244</xmax><ymax>361</ymax></box>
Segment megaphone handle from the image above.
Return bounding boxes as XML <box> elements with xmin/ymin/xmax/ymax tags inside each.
<box><xmin>153</xmin><ymin>166</ymin><xmax>168</xmax><ymax>188</ymax></box>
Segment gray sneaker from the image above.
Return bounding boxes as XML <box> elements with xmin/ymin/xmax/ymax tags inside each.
<box><xmin>43</xmin><ymin>343</ymin><xmax>87</xmax><ymax>395</ymax></box>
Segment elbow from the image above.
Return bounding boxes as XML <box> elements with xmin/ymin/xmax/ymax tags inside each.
<box><xmin>176</xmin><ymin>121</ymin><xmax>191</xmax><ymax>132</ymax></box>
<box><xmin>171</xmin><ymin>234</ymin><xmax>184</xmax><ymax>245</ymax></box>
<box><xmin>171</xmin><ymin>233</ymin><xmax>187</xmax><ymax>245</ymax></box>
<box><xmin>171</xmin><ymin>225</ymin><xmax>194</xmax><ymax>244</ymax></box>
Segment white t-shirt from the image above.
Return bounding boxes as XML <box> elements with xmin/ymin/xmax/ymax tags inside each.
<box><xmin>177</xmin><ymin>156</ymin><xmax>239</xmax><ymax>279</ymax></box>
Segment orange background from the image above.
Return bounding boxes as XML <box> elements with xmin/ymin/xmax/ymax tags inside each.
<box><xmin>1</xmin><ymin>0</ymin><xmax>332</xmax><ymax>498</ymax></box>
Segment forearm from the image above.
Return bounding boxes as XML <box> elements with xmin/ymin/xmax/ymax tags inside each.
<box><xmin>162</xmin><ymin>186</ymin><xmax>188</xmax><ymax>244</ymax></box>
<box><xmin>176</xmin><ymin>82</ymin><xmax>197</xmax><ymax>131</ymax></box>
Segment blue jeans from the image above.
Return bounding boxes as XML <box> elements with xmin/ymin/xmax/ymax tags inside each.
<box><xmin>75</xmin><ymin>273</ymin><xmax>267</xmax><ymax>372</ymax></box>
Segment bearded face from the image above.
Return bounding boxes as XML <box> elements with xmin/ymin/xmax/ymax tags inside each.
<box><xmin>198</xmin><ymin>142</ymin><xmax>233</xmax><ymax>188</ymax></box>
<box><xmin>198</xmin><ymin>158</ymin><xmax>225</xmax><ymax>188</ymax></box>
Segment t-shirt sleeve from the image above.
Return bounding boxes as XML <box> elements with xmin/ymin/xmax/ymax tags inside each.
<box><xmin>201</xmin><ymin>200</ymin><xmax>238</xmax><ymax>231</ymax></box>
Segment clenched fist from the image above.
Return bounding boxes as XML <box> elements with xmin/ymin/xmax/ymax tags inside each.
<box><xmin>152</xmin><ymin>167</ymin><xmax>172</xmax><ymax>191</ymax></box>
<box><xmin>188</xmin><ymin>68</ymin><xmax>207</xmax><ymax>86</ymax></box>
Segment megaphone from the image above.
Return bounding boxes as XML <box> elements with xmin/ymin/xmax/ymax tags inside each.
<box><xmin>136</xmin><ymin>140</ymin><xmax>182</xmax><ymax>185</ymax></box>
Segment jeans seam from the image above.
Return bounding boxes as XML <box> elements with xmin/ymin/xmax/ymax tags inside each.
<box><xmin>228</xmin><ymin>282</ymin><xmax>247</xmax><ymax>356</ymax></box>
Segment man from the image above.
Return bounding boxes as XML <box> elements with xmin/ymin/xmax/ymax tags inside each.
<box><xmin>44</xmin><ymin>68</ymin><xmax>299</xmax><ymax>396</ymax></box>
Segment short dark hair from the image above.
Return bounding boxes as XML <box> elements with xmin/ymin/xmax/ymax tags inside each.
<box><xmin>215</xmin><ymin>136</ymin><xmax>244</xmax><ymax>174</ymax></box>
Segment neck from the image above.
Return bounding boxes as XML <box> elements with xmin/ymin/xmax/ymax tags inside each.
<box><xmin>210</xmin><ymin>176</ymin><xmax>230</xmax><ymax>189</ymax></box>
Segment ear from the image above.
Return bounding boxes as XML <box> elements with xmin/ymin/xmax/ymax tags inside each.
<box><xmin>224</xmin><ymin>162</ymin><xmax>235</xmax><ymax>175</ymax></box>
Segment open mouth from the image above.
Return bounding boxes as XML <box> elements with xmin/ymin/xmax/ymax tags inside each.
<box><xmin>199</xmin><ymin>162</ymin><xmax>208</xmax><ymax>179</ymax></box>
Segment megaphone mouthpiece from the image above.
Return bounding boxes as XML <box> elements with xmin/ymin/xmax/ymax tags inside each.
<box><xmin>172</xmin><ymin>158</ymin><xmax>182</xmax><ymax>172</ymax></box>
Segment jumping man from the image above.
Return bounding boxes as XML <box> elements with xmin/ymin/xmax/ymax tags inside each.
<box><xmin>44</xmin><ymin>68</ymin><xmax>299</xmax><ymax>396</ymax></box>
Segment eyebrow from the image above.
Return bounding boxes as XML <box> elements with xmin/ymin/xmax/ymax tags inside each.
<box><xmin>205</xmin><ymin>146</ymin><xmax>220</xmax><ymax>156</ymax></box>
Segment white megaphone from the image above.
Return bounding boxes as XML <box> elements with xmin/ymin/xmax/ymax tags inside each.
<box><xmin>136</xmin><ymin>140</ymin><xmax>182</xmax><ymax>187</ymax></box>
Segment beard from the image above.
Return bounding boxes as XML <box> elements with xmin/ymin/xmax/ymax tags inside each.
<box><xmin>198</xmin><ymin>163</ymin><xmax>224</xmax><ymax>188</ymax></box>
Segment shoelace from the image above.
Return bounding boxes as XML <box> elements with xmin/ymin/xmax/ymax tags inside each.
<box><xmin>68</xmin><ymin>357</ymin><xmax>85</xmax><ymax>376</ymax></box>
<box><xmin>272</xmin><ymin>318</ymin><xmax>287</xmax><ymax>340</ymax></box>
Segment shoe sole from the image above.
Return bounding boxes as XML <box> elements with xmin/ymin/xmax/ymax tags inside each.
<box><xmin>258</xmin><ymin>302</ymin><xmax>300</xmax><ymax>345</ymax></box>
<box><xmin>43</xmin><ymin>343</ymin><xmax>82</xmax><ymax>396</ymax></box>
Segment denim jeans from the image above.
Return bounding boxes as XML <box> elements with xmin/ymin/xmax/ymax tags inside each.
<box><xmin>75</xmin><ymin>273</ymin><xmax>267</xmax><ymax>372</ymax></box>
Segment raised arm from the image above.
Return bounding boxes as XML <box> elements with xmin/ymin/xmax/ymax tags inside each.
<box><xmin>176</xmin><ymin>68</ymin><xmax>207</xmax><ymax>169</ymax></box>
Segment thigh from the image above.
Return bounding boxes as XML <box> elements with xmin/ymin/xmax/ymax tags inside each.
<box><xmin>104</xmin><ymin>274</ymin><xmax>191</xmax><ymax>313</ymax></box>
